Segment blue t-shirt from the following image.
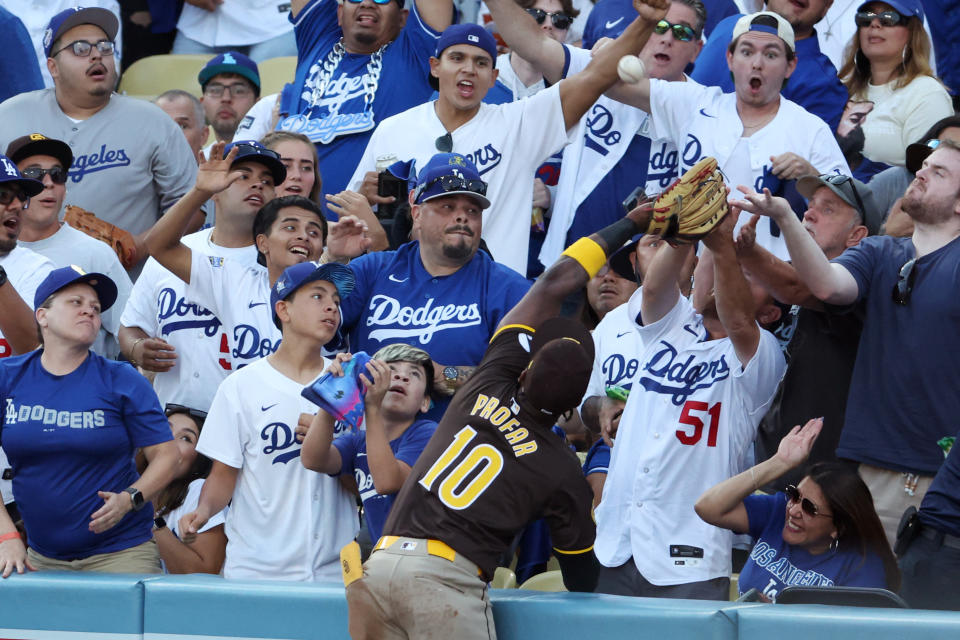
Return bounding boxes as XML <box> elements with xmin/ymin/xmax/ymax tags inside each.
<box><xmin>739</xmin><ymin>493</ymin><xmax>887</xmax><ymax>601</ymax></box>
<box><xmin>923</xmin><ymin>0</ymin><xmax>959</xmax><ymax>98</ymax></box>
<box><xmin>283</xmin><ymin>0</ymin><xmax>443</xmax><ymax>214</ymax></box>
<box><xmin>332</xmin><ymin>419</ymin><xmax>436</xmax><ymax>541</ymax></box>
<box><xmin>582</xmin><ymin>0</ymin><xmax>738</xmax><ymax>47</ymax></box>
<box><xmin>0</xmin><ymin>7</ymin><xmax>43</xmax><ymax>104</ymax></box>
<box><xmin>582</xmin><ymin>439</ymin><xmax>610</xmax><ymax>476</ymax></box>
<box><xmin>832</xmin><ymin>235</ymin><xmax>960</xmax><ymax>475</ymax></box>
<box><xmin>690</xmin><ymin>18</ymin><xmax>847</xmax><ymax>132</ymax></box>
<box><xmin>340</xmin><ymin>241</ymin><xmax>531</xmax><ymax>420</ymax></box>
<box><xmin>0</xmin><ymin>351</ymin><xmax>172</xmax><ymax>560</ymax></box>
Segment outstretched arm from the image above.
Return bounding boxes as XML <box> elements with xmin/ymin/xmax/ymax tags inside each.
<box><xmin>735</xmin><ymin>215</ymin><xmax>823</xmax><ymax>309</ymax></box>
<box><xmin>415</xmin><ymin>0</ymin><xmax>455</xmax><ymax>32</ymax></box>
<box><xmin>484</xmin><ymin>0</ymin><xmax>566</xmax><ymax>84</ymax></box>
<box><xmin>639</xmin><ymin>243</ymin><xmax>693</xmax><ymax>325</ymax></box>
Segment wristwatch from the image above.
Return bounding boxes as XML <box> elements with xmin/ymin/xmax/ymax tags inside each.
<box><xmin>125</xmin><ymin>487</ymin><xmax>145</xmax><ymax>511</ymax></box>
<box><xmin>442</xmin><ymin>366</ymin><xmax>459</xmax><ymax>386</ymax></box>
<box><xmin>0</xmin><ymin>265</ymin><xmax>7</xmax><ymax>288</ymax></box>
<box><xmin>154</xmin><ymin>515</ymin><xmax>167</xmax><ymax>530</ymax></box>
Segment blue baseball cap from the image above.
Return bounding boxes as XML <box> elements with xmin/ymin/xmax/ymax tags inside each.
<box><xmin>270</xmin><ymin>261</ymin><xmax>356</xmax><ymax>331</ymax></box>
<box><xmin>0</xmin><ymin>154</ymin><xmax>44</xmax><ymax>198</ymax></box>
<box><xmin>413</xmin><ymin>153</ymin><xmax>490</xmax><ymax>209</ymax></box>
<box><xmin>856</xmin><ymin>0</ymin><xmax>923</xmax><ymax>21</ymax></box>
<box><xmin>35</xmin><ymin>265</ymin><xmax>118</xmax><ymax>311</ymax></box>
<box><xmin>435</xmin><ymin>23</ymin><xmax>498</xmax><ymax>63</ymax></box>
<box><xmin>43</xmin><ymin>7</ymin><xmax>119</xmax><ymax>57</ymax></box>
<box><xmin>609</xmin><ymin>234</ymin><xmax>644</xmax><ymax>281</ymax></box>
<box><xmin>198</xmin><ymin>51</ymin><xmax>261</xmax><ymax>96</ymax></box>
<box><xmin>224</xmin><ymin>140</ymin><xmax>286</xmax><ymax>186</ymax></box>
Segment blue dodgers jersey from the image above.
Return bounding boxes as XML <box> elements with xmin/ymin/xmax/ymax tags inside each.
<box><xmin>582</xmin><ymin>439</ymin><xmax>611</xmax><ymax>476</ymax></box>
<box><xmin>331</xmin><ymin>419</ymin><xmax>436</xmax><ymax>541</ymax></box>
<box><xmin>340</xmin><ymin>242</ymin><xmax>531</xmax><ymax>419</ymax></box>
<box><xmin>0</xmin><ymin>352</ymin><xmax>172</xmax><ymax>560</ymax></box>
<box><xmin>582</xmin><ymin>0</ymin><xmax>737</xmax><ymax>47</ymax></box>
<box><xmin>690</xmin><ymin>15</ymin><xmax>848</xmax><ymax>131</ymax></box>
<box><xmin>284</xmin><ymin>0</ymin><xmax>442</xmax><ymax>210</ymax></box>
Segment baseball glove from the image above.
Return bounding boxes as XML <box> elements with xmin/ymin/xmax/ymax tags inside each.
<box><xmin>646</xmin><ymin>156</ymin><xmax>728</xmax><ymax>244</ymax></box>
<box><xmin>64</xmin><ymin>205</ymin><xmax>137</xmax><ymax>269</ymax></box>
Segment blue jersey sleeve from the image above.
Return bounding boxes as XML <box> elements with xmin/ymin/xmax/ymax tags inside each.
<box><xmin>582</xmin><ymin>439</ymin><xmax>610</xmax><ymax>476</ymax></box>
<box><xmin>743</xmin><ymin>492</ymin><xmax>781</xmax><ymax>540</ymax></box>
<box><xmin>292</xmin><ymin>0</ymin><xmax>341</xmax><ymax>71</ymax></box>
<box><xmin>331</xmin><ymin>431</ymin><xmax>363</xmax><ymax>477</ymax></box>
<box><xmin>341</xmin><ymin>250</ymin><xmax>393</xmax><ymax>334</ymax></box>
<box><xmin>113</xmin><ymin>362</ymin><xmax>173</xmax><ymax>448</ymax></box>
<box><xmin>393</xmin><ymin>419</ymin><xmax>437</xmax><ymax>467</ymax></box>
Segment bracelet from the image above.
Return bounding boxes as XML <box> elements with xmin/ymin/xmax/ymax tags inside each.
<box><xmin>561</xmin><ymin>237</ymin><xmax>607</xmax><ymax>278</ymax></box>
<box><xmin>129</xmin><ymin>337</ymin><xmax>146</xmax><ymax>367</ymax></box>
<box><xmin>0</xmin><ymin>531</ymin><xmax>21</xmax><ymax>544</ymax></box>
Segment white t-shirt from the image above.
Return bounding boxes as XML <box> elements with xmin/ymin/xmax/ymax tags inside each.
<box><xmin>347</xmin><ymin>85</ymin><xmax>571</xmax><ymax>275</ymax></box>
<box><xmin>20</xmin><ymin>223</ymin><xmax>132</xmax><ymax>358</ymax></box>
<box><xmin>197</xmin><ymin>357</ymin><xmax>358</xmax><ymax>581</ymax></box>
<box><xmin>162</xmin><ymin>477</ymin><xmax>228</xmax><ymax>574</ymax></box>
<box><xmin>177</xmin><ymin>0</ymin><xmax>293</xmax><ymax>47</ymax></box>
<box><xmin>594</xmin><ymin>291</ymin><xmax>786</xmax><ymax>585</ymax></box>
<box><xmin>120</xmin><ymin>229</ymin><xmax>262</xmax><ymax>411</ymax></box>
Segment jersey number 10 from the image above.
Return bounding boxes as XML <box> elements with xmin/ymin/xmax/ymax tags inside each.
<box><xmin>676</xmin><ymin>401</ymin><xmax>722</xmax><ymax>447</ymax></box>
<box><xmin>419</xmin><ymin>426</ymin><xmax>504</xmax><ymax>510</ymax></box>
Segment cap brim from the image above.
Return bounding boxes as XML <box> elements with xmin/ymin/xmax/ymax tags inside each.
<box><xmin>531</xmin><ymin>316</ymin><xmax>595</xmax><ymax>362</ymax></box>
<box><xmin>421</xmin><ymin>190</ymin><xmax>491</xmax><ymax>209</ymax></box>
<box><xmin>232</xmin><ymin>155</ymin><xmax>287</xmax><ymax>187</ymax></box>
<box><xmin>608</xmin><ymin>234</ymin><xmax>644</xmax><ymax>281</ymax></box>
<box><xmin>49</xmin><ymin>8</ymin><xmax>119</xmax><ymax>55</ymax></box>
<box><xmin>797</xmin><ymin>175</ymin><xmax>859</xmax><ymax>212</ymax></box>
<box><xmin>4</xmin><ymin>177</ymin><xmax>45</xmax><ymax>198</ymax></box>
<box><xmin>58</xmin><ymin>272</ymin><xmax>118</xmax><ymax>312</ymax></box>
<box><xmin>271</xmin><ymin>263</ymin><xmax>356</xmax><ymax>329</ymax></box>
<box><xmin>8</xmin><ymin>138</ymin><xmax>74</xmax><ymax>170</ymax></box>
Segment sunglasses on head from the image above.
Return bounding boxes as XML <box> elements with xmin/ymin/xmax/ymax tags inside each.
<box><xmin>20</xmin><ymin>166</ymin><xmax>68</xmax><ymax>185</ymax></box>
<box><xmin>819</xmin><ymin>173</ymin><xmax>866</xmax><ymax>216</ymax></box>
<box><xmin>653</xmin><ymin>19</ymin><xmax>697</xmax><ymax>42</ymax></box>
<box><xmin>164</xmin><ymin>403</ymin><xmax>208</xmax><ymax>425</ymax></box>
<box><xmin>0</xmin><ymin>185</ymin><xmax>29</xmax><ymax>208</ymax></box>
<box><xmin>52</xmin><ymin>39</ymin><xmax>115</xmax><ymax>58</ymax></box>
<box><xmin>526</xmin><ymin>8</ymin><xmax>574</xmax><ymax>30</ymax></box>
<box><xmin>784</xmin><ymin>484</ymin><xmax>832</xmax><ymax>518</ymax></box>
<box><xmin>854</xmin><ymin>10</ymin><xmax>907</xmax><ymax>27</ymax></box>
<box><xmin>892</xmin><ymin>256</ymin><xmax>917</xmax><ymax>305</ymax></box>
<box><xmin>415</xmin><ymin>174</ymin><xmax>487</xmax><ymax>201</ymax></box>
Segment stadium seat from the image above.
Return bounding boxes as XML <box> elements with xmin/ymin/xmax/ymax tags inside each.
<box><xmin>118</xmin><ymin>54</ymin><xmax>213</xmax><ymax>100</ymax></box>
<box><xmin>518</xmin><ymin>570</ymin><xmax>567</xmax><ymax>592</ymax></box>
<box><xmin>258</xmin><ymin>57</ymin><xmax>298</xmax><ymax>96</ymax></box>
<box><xmin>777</xmin><ymin>586</ymin><xmax>908</xmax><ymax>608</ymax></box>
<box><xmin>492</xmin><ymin>567</ymin><xmax>517</xmax><ymax>589</ymax></box>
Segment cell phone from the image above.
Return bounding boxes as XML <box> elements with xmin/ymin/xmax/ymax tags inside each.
<box><xmin>605</xmin><ymin>385</ymin><xmax>630</xmax><ymax>402</ymax></box>
<box><xmin>377</xmin><ymin>171</ymin><xmax>408</xmax><ymax>219</ymax></box>
<box><xmin>301</xmin><ymin>352</ymin><xmax>373</xmax><ymax>430</ymax></box>
<box><xmin>622</xmin><ymin>185</ymin><xmax>647</xmax><ymax>212</ymax></box>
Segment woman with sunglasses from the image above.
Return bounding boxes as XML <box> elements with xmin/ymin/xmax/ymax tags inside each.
<box><xmin>695</xmin><ymin>418</ymin><xmax>899</xmax><ymax>602</ymax></box>
<box><xmin>836</xmin><ymin>0</ymin><xmax>951</xmax><ymax>169</ymax></box>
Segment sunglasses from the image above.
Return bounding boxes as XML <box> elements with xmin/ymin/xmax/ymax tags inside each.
<box><xmin>785</xmin><ymin>484</ymin><xmax>832</xmax><ymax>518</ymax></box>
<box><xmin>52</xmin><ymin>39</ymin><xmax>115</xmax><ymax>58</ymax></box>
<box><xmin>526</xmin><ymin>8</ymin><xmax>574</xmax><ymax>30</ymax></box>
<box><xmin>435</xmin><ymin>132</ymin><xmax>453</xmax><ymax>153</ymax></box>
<box><xmin>653</xmin><ymin>19</ymin><xmax>697</xmax><ymax>42</ymax></box>
<box><xmin>0</xmin><ymin>185</ymin><xmax>29</xmax><ymax>208</ymax></box>
<box><xmin>854</xmin><ymin>10</ymin><xmax>907</xmax><ymax>27</ymax></box>
<box><xmin>165</xmin><ymin>403</ymin><xmax>208</xmax><ymax>425</ymax></box>
<box><xmin>415</xmin><ymin>175</ymin><xmax>487</xmax><ymax>201</ymax></box>
<box><xmin>819</xmin><ymin>173</ymin><xmax>866</xmax><ymax>215</ymax></box>
<box><xmin>891</xmin><ymin>256</ymin><xmax>917</xmax><ymax>305</ymax></box>
<box><xmin>20</xmin><ymin>166</ymin><xmax>69</xmax><ymax>185</ymax></box>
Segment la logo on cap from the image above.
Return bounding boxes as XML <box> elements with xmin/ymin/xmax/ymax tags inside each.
<box><xmin>468</xmin><ymin>34</ymin><xmax>479</xmax><ymax>42</ymax></box>
<box><xmin>0</xmin><ymin>157</ymin><xmax>16</xmax><ymax>176</ymax></box>
<box><xmin>449</xmin><ymin>155</ymin><xmax>465</xmax><ymax>167</ymax></box>
<box><xmin>222</xmin><ymin>52</ymin><xmax>236</xmax><ymax>64</ymax></box>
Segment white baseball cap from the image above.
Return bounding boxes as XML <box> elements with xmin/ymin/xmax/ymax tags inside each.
<box><xmin>731</xmin><ymin>12</ymin><xmax>795</xmax><ymax>55</ymax></box>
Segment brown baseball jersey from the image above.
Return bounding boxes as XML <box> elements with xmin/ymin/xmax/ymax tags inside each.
<box><xmin>382</xmin><ymin>324</ymin><xmax>596</xmax><ymax>580</ymax></box>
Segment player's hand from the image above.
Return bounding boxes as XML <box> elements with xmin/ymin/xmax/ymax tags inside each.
<box><xmin>734</xmin><ymin>214</ymin><xmax>760</xmax><ymax>254</ymax></box>
<box><xmin>359</xmin><ymin>359</ymin><xmax>390</xmax><ymax>408</ymax></box>
<box><xmin>774</xmin><ymin>417</ymin><xmax>823</xmax><ymax>469</ymax></box>
<box><xmin>89</xmin><ymin>491</ymin><xmax>133</xmax><ymax>534</ymax></box>
<box><xmin>730</xmin><ymin>185</ymin><xmax>795</xmax><ymax>224</ymax></box>
<box><xmin>295</xmin><ymin>412</ymin><xmax>315</xmax><ymax>443</ymax></box>
<box><xmin>532</xmin><ymin>178</ymin><xmax>551</xmax><ymax>209</ymax></box>
<box><xmin>624</xmin><ymin>198</ymin><xmax>655</xmax><ymax>235</ymax></box>
<box><xmin>358</xmin><ymin>171</ymin><xmax>396</xmax><ymax>206</ymax></box>
<box><xmin>0</xmin><ymin>534</ymin><xmax>33</xmax><ymax>578</ymax></box>
<box><xmin>135</xmin><ymin>337</ymin><xmax>178</xmax><ymax>372</ymax></box>
<box><xmin>599</xmin><ymin>396</ymin><xmax>625</xmax><ymax>447</ymax></box>
<box><xmin>326</xmin><ymin>191</ymin><xmax>376</xmax><ymax>224</ymax></box>
<box><xmin>178</xmin><ymin>509</ymin><xmax>210</xmax><ymax>544</ymax></box>
<box><xmin>325</xmin><ymin>352</ymin><xmax>353</xmax><ymax>377</ymax></box>
<box><xmin>326</xmin><ymin>216</ymin><xmax>371</xmax><ymax>262</ymax></box>
<box><xmin>195</xmin><ymin>142</ymin><xmax>243</xmax><ymax>197</ymax></box>
<box><xmin>769</xmin><ymin>153</ymin><xmax>816</xmax><ymax>181</ymax></box>
<box><xmin>633</xmin><ymin>0</ymin><xmax>669</xmax><ymax>24</ymax></box>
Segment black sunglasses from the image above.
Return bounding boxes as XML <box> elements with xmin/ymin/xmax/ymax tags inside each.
<box><xmin>164</xmin><ymin>403</ymin><xmax>208</xmax><ymax>426</ymax></box>
<box><xmin>892</xmin><ymin>257</ymin><xmax>917</xmax><ymax>305</ymax></box>
<box><xmin>0</xmin><ymin>185</ymin><xmax>29</xmax><ymax>208</ymax></box>
<box><xmin>819</xmin><ymin>173</ymin><xmax>866</xmax><ymax>215</ymax></box>
<box><xmin>52</xmin><ymin>39</ymin><xmax>115</xmax><ymax>58</ymax></box>
<box><xmin>415</xmin><ymin>175</ymin><xmax>487</xmax><ymax>201</ymax></box>
<box><xmin>785</xmin><ymin>484</ymin><xmax>832</xmax><ymax>518</ymax></box>
<box><xmin>854</xmin><ymin>10</ymin><xmax>907</xmax><ymax>28</ymax></box>
<box><xmin>526</xmin><ymin>8</ymin><xmax>574</xmax><ymax>30</ymax></box>
<box><xmin>654</xmin><ymin>19</ymin><xmax>697</xmax><ymax>42</ymax></box>
<box><xmin>435</xmin><ymin>132</ymin><xmax>453</xmax><ymax>153</ymax></box>
<box><xmin>21</xmin><ymin>166</ymin><xmax>69</xmax><ymax>185</ymax></box>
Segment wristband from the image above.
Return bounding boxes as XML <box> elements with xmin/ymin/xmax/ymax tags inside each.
<box><xmin>595</xmin><ymin>217</ymin><xmax>642</xmax><ymax>253</ymax></box>
<box><xmin>0</xmin><ymin>531</ymin><xmax>21</xmax><ymax>544</ymax></box>
<box><xmin>561</xmin><ymin>238</ymin><xmax>607</xmax><ymax>278</ymax></box>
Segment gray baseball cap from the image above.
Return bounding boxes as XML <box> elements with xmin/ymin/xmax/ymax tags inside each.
<box><xmin>797</xmin><ymin>174</ymin><xmax>882</xmax><ymax>236</ymax></box>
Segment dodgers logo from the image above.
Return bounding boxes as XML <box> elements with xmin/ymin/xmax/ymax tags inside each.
<box><xmin>464</xmin><ymin>144</ymin><xmax>501</xmax><ymax>176</ymax></box>
<box><xmin>602</xmin><ymin>353</ymin><xmax>640</xmax><ymax>389</ymax></box>
<box><xmin>233</xmin><ymin>325</ymin><xmax>280</xmax><ymax>361</ymax></box>
<box><xmin>0</xmin><ymin>157</ymin><xmax>16</xmax><ymax>177</ymax></box>
<box><xmin>648</xmin><ymin>141</ymin><xmax>679</xmax><ymax>189</ymax></box>
<box><xmin>157</xmin><ymin>288</ymin><xmax>222</xmax><ymax>336</ymax></box>
<box><xmin>355</xmin><ymin>468</ymin><xmax>377</xmax><ymax>500</ymax></box>
<box><xmin>4</xmin><ymin>399</ymin><xmax>15</xmax><ymax>425</ymax></box>
<box><xmin>365</xmin><ymin>295</ymin><xmax>482</xmax><ymax>343</ymax></box>
<box><xmin>637</xmin><ymin>340</ymin><xmax>730</xmax><ymax>405</ymax></box>
<box><xmin>584</xmin><ymin>104</ymin><xmax>621</xmax><ymax>156</ymax></box>
<box><xmin>69</xmin><ymin>145</ymin><xmax>132</xmax><ymax>182</ymax></box>
<box><xmin>261</xmin><ymin>422</ymin><xmax>301</xmax><ymax>464</ymax></box>
<box><xmin>290</xmin><ymin>70</ymin><xmax>377</xmax><ymax>143</ymax></box>
<box><xmin>682</xmin><ymin>134</ymin><xmax>702</xmax><ymax>170</ymax></box>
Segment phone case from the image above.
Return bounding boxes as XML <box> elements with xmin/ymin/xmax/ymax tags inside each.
<box><xmin>301</xmin><ymin>352</ymin><xmax>373</xmax><ymax>430</ymax></box>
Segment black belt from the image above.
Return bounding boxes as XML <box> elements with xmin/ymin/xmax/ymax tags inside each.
<box><xmin>919</xmin><ymin>526</ymin><xmax>960</xmax><ymax>551</ymax></box>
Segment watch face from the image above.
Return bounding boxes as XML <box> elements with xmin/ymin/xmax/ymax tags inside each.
<box><xmin>443</xmin><ymin>366</ymin><xmax>458</xmax><ymax>381</ymax></box>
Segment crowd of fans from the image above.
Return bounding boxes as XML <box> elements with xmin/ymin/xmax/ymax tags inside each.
<box><xmin>0</xmin><ymin>0</ymin><xmax>958</xmax><ymax>625</ymax></box>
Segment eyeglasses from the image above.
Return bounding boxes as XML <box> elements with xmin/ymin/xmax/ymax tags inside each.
<box><xmin>51</xmin><ymin>39</ymin><xmax>115</xmax><ymax>58</ymax></box>
<box><xmin>526</xmin><ymin>8</ymin><xmax>574</xmax><ymax>30</ymax></box>
<box><xmin>854</xmin><ymin>10</ymin><xmax>907</xmax><ymax>27</ymax></box>
<box><xmin>204</xmin><ymin>82</ymin><xmax>254</xmax><ymax>99</ymax></box>
<box><xmin>785</xmin><ymin>485</ymin><xmax>832</xmax><ymax>518</ymax></box>
<box><xmin>891</xmin><ymin>257</ymin><xmax>917</xmax><ymax>305</ymax></box>
<box><xmin>21</xmin><ymin>166</ymin><xmax>69</xmax><ymax>185</ymax></box>
<box><xmin>653</xmin><ymin>19</ymin><xmax>697</xmax><ymax>42</ymax></box>
<box><xmin>0</xmin><ymin>186</ymin><xmax>29</xmax><ymax>208</ymax></box>
<box><xmin>415</xmin><ymin>175</ymin><xmax>487</xmax><ymax>201</ymax></box>
<box><xmin>164</xmin><ymin>403</ymin><xmax>208</xmax><ymax>425</ymax></box>
<box><xmin>435</xmin><ymin>132</ymin><xmax>453</xmax><ymax>153</ymax></box>
<box><xmin>819</xmin><ymin>174</ymin><xmax>866</xmax><ymax>216</ymax></box>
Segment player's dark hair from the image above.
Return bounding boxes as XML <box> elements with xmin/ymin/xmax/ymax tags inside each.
<box><xmin>252</xmin><ymin>196</ymin><xmax>328</xmax><ymax>267</ymax></box>
<box><xmin>805</xmin><ymin>462</ymin><xmax>901</xmax><ymax>591</ymax></box>
<box><xmin>260</xmin><ymin>131</ymin><xmax>323</xmax><ymax>203</ymax></box>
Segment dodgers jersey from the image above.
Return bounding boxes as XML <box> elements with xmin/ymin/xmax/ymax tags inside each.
<box><xmin>594</xmin><ymin>291</ymin><xmax>785</xmax><ymax>585</ymax></box>
<box><xmin>647</xmin><ymin>79</ymin><xmax>850</xmax><ymax>261</ymax></box>
<box><xmin>278</xmin><ymin>0</ymin><xmax>442</xmax><ymax>207</ymax></box>
<box><xmin>121</xmin><ymin>229</ymin><xmax>262</xmax><ymax>411</ymax></box>
<box><xmin>579</xmin><ymin>299</ymin><xmax>646</xmax><ymax>415</ymax></box>
<box><xmin>198</xmin><ymin>357</ymin><xmax>357</xmax><ymax>581</ymax></box>
<box><xmin>347</xmin><ymin>84</ymin><xmax>571</xmax><ymax>275</ymax></box>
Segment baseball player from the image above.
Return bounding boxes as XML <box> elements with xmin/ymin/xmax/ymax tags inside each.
<box><xmin>7</xmin><ymin>134</ymin><xmax>132</xmax><ymax>359</ymax></box>
<box><xmin>609</xmin><ymin>11</ymin><xmax>850</xmax><ymax>260</ymax></box>
<box><xmin>0</xmin><ymin>7</ymin><xmax>197</xmax><ymax>270</ymax></box>
<box><xmin>177</xmin><ymin>261</ymin><xmax>358</xmax><ymax>581</ymax></box>
<box><xmin>344</xmin><ymin>169</ymin><xmax>668</xmax><ymax>639</ymax></box>
<box><xmin>594</xmin><ymin>210</ymin><xmax>787</xmax><ymax>600</ymax></box>
<box><xmin>198</xmin><ymin>52</ymin><xmax>261</xmax><ymax>146</ymax></box>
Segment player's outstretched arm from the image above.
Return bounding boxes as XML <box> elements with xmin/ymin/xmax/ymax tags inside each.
<box><xmin>557</xmin><ymin>0</ymin><xmax>667</xmax><ymax>129</ymax></box>
<box><xmin>145</xmin><ymin>143</ymin><xmax>242</xmax><ymax>285</ymax></box>
<box><xmin>735</xmin><ymin>215</ymin><xmax>822</xmax><ymax>309</ymax></box>
<box><xmin>484</xmin><ymin>0</ymin><xmax>566</xmax><ymax>84</ymax></box>
<box><xmin>498</xmin><ymin>204</ymin><xmax>654</xmax><ymax>331</ymax></box>
<box><xmin>731</xmin><ymin>186</ymin><xmax>859</xmax><ymax>305</ymax></box>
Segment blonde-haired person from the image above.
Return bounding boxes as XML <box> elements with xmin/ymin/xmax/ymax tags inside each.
<box><xmin>837</xmin><ymin>0</ymin><xmax>952</xmax><ymax>168</ymax></box>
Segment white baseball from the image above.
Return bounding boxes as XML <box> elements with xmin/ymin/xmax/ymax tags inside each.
<box><xmin>617</xmin><ymin>55</ymin><xmax>647</xmax><ymax>85</ymax></box>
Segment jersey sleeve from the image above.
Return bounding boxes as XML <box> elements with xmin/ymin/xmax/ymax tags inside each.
<box><xmin>633</xmin><ymin>292</ymin><xmax>699</xmax><ymax>346</ymax></box>
<box><xmin>196</xmin><ymin>378</ymin><xmax>246</xmax><ymax>469</ymax></box>
<box><xmin>543</xmin><ymin>467</ymin><xmax>596</xmax><ymax>554</ymax></box>
<box><xmin>647</xmin><ymin>79</ymin><xmax>706</xmax><ymax>144</ymax></box>
<box><xmin>476</xmin><ymin>325</ymin><xmax>538</xmax><ymax>382</ymax></box>
<box><xmin>582</xmin><ymin>440</ymin><xmax>610</xmax><ymax>476</ymax></box>
<box><xmin>732</xmin><ymin>328</ymin><xmax>786</xmax><ymax>418</ymax></box>
<box><xmin>514</xmin><ymin>83</ymin><xmax>569</xmax><ymax>162</ymax></box>
<box><xmin>393</xmin><ymin>420</ymin><xmax>437</xmax><ymax>467</ymax></box>
<box><xmin>396</xmin><ymin>0</ymin><xmax>445</xmax><ymax>52</ymax></box>
<box><xmin>120</xmin><ymin>258</ymin><xmax>162</xmax><ymax>334</ymax></box>
<box><xmin>331</xmin><ymin>431</ymin><xmax>362</xmax><ymax>477</ymax></box>
<box><xmin>114</xmin><ymin>363</ymin><xmax>173</xmax><ymax>448</ymax></box>
<box><xmin>743</xmin><ymin>492</ymin><xmax>780</xmax><ymax>540</ymax></box>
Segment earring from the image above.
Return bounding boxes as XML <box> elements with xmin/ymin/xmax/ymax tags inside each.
<box><xmin>901</xmin><ymin>46</ymin><xmax>909</xmax><ymax>69</ymax></box>
<box><xmin>830</xmin><ymin>537</ymin><xmax>840</xmax><ymax>552</ymax></box>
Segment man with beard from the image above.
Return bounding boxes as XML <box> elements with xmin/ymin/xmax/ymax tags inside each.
<box><xmin>731</xmin><ymin>140</ymin><xmax>960</xmax><ymax>546</ymax></box>
<box><xmin>198</xmin><ymin>52</ymin><xmax>260</xmax><ymax>147</ymax></box>
<box><xmin>338</xmin><ymin>152</ymin><xmax>531</xmax><ymax>421</ymax></box>
<box><xmin>0</xmin><ymin>7</ymin><xmax>197</xmax><ymax>270</ymax></box>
